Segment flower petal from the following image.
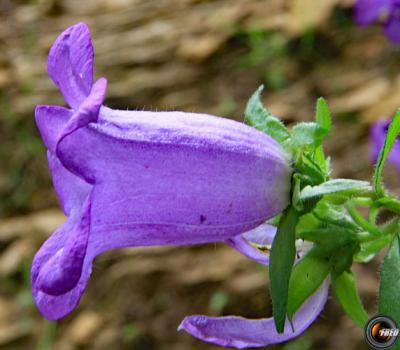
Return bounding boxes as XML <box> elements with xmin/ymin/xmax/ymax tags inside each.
<box><xmin>35</xmin><ymin>194</ymin><xmax>91</xmax><ymax>296</ymax></box>
<box><xmin>35</xmin><ymin>105</ymin><xmax>72</xmax><ymax>154</ymax></box>
<box><xmin>355</xmin><ymin>0</ymin><xmax>392</xmax><ymax>25</ymax></box>
<box><xmin>56</xmin><ymin>107</ymin><xmax>291</xmax><ymax>246</ymax></box>
<box><xmin>225</xmin><ymin>223</ymin><xmax>276</xmax><ymax>266</ymax></box>
<box><xmin>370</xmin><ymin>118</ymin><xmax>400</xmax><ymax>172</ymax></box>
<box><xmin>48</xmin><ymin>22</ymin><xmax>94</xmax><ymax>109</ymax></box>
<box><xmin>178</xmin><ymin>279</ymin><xmax>329</xmax><ymax>349</ymax></box>
<box><xmin>47</xmin><ymin>151</ymin><xmax>91</xmax><ymax>216</ymax></box>
<box><xmin>31</xmin><ymin>194</ymin><xmax>94</xmax><ymax>320</ymax></box>
<box><xmin>384</xmin><ymin>9</ymin><xmax>400</xmax><ymax>43</ymax></box>
<box><xmin>56</xmin><ymin>77</ymin><xmax>107</xmax><ymax>183</ymax></box>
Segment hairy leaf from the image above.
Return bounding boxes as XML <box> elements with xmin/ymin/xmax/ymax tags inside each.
<box><xmin>379</xmin><ymin>235</ymin><xmax>400</xmax><ymax>327</ymax></box>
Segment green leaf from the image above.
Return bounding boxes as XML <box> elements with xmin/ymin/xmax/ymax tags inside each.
<box><xmin>373</xmin><ymin>110</ymin><xmax>400</xmax><ymax>197</ymax></box>
<box><xmin>289</xmin><ymin>122</ymin><xmax>326</xmax><ymax>150</ymax></box>
<box><xmin>314</xmin><ymin>146</ymin><xmax>328</xmax><ymax>174</ymax></box>
<box><xmin>299</xmin><ymin>179</ymin><xmax>372</xmax><ymax>202</ymax></box>
<box><xmin>330</xmin><ymin>242</ymin><xmax>359</xmax><ymax>277</ymax></box>
<box><xmin>312</xmin><ymin>98</ymin><xmax>331</xmax><ymax>174</ymax></box>
<box><xmin>269</xmin><ymin>206</ymin><xmax>299</xmax><ymax>333</ymax></box>
<box><xmin>332</xmin><ymin>271</ymin><xmax>369</xmax><ymax>328</ymax></box>
<box><xmin>245</xmin><ymin>86</ymin><xmax>290</xmax><ymax>144</ymax></box>
<box><xmin>312</xmin><ymin>201</ymin><xmax>359</xmax><ymax>230</ymax></box>
<box><xmin>315</xmin><ymin>97</ymin><xmax>331</xmax><ymax>132</ymax></box>
<box><xmin>379</xmin><ymin>235</ymin><xmax>400</xmax><ymax>328</ymax></box>
<box><xmin>295</xmin><ymin>153</ymin><xmax>326</xmax><ymax>186</ymax></box>
<box><xmin>298</xmin><ymin>227</ymin><xmax>353</xmax><ymax>248</ymax></box>
<box><xmin>355</xmin><ymin>234</ymin><xmax>392</xmax><ymax>263</ymax></box>
<box><xmin>287</xmin><ymin>255</ymin><xmax>330</xmax><ymax>321</ymax></box>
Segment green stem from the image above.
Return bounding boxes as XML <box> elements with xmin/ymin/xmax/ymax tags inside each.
<box><xmin>377</xmin><ymin>197</ymin><xmax>400</xmax><ymax>215</ymax></box>
<box><xmin>346</xmin><ymin>202</ymin><xmax>381</xmax><ymax>236</ymax></box>
<box><xmin>368</xmin><ymin>205</ymin><xmax>379</xmax><ymax>225</ymax></box>
<box><xmin>353</xmin><ymin>197</ymin><xmax>374</xmax><ymax>207</ymax></box>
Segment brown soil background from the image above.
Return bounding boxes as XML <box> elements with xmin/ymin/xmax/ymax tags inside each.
<box><xmin>1</xmin><ymin>0</ymin><xmax>400</xmax><ymax>349</ymax></box>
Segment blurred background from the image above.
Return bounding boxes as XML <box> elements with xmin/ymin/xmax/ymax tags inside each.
<box><xmin>0</xmin><ymin>0</ymin><xmax>399</xmax><ymax>349</ymax></box>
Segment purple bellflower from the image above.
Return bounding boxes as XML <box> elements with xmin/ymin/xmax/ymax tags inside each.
<box><xmin>32</xmin><ymin>22</ymin><xmax>292</xmax><ymax>324</ymax></box>
<box><xmin>370</xmin><ymin>118</ymin><xmax>400</xmax><ymax>172</ymax></box>
<box><xmin>355</xmin><ymin>0</ymin><xmax>400</xmax><ymax>43</ymax></box>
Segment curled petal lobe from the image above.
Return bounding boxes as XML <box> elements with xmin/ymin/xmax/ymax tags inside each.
<box><xmin>225</xmin><ymin>223</ymin><xmax>276</xmax><ymax>266</ymax></box>
<box><xmin>57</xmin><ymin>77</ymin><xmax>107</xmax><ymax>145</ymax></box>
<box><xmin>178</xmin><ymin>279</ymin><xmax>329</xmax><ymax>349</ymax></box>
<box><xmin>355</xmin><ymin>0</ymin><xmax>393</xmax><ymax>25</ymax></box>
<box><xmin>35</xmin><ymin>105</ymin><xmax>72</xmax><ymax>154</ymax></box>
<box><xmin>35</xmin><ymin>193</ymin><xmax>91</xmax><ymax>296</ymax></box>
<box><xmin>48</xmin><ymin>23</ymin><xmax>94</xmax><ymax>109</ymax></box>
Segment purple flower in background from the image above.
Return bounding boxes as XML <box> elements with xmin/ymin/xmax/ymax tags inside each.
<box><xmin>32</xmin><ymin>23</ymin><xmax>292</xmax><ymax>322</ymax></box>
<box><xmin>355</xmin><ymin>0</ymin><xmax>400</xmax><ymax>43</ymax></box>
<box><xmin>370</xmin><ymin>118</ymin><xmax>400</xmax><ymax>171</ymax></box>
<box><xmin>179</xmin><ymin>224</ymin><xmax>329</xmax><ymax>348</ymax></box>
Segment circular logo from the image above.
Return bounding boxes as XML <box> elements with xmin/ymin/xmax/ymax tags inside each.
<box><xmin>365</xmin><ymin>315</ymin><xmax>399</xmax><ymax>349</ymax></box>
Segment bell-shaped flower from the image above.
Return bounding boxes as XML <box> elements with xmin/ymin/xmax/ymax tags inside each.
<box><xmin>32</xmin><ymin>23</ymin><xmax>292</xmax><ymax>321</ymax></box>
<box><xmin>355</xmin><ymin>0</ymin><xmax>400</xmax><ymax>43</ymax></box>
<box><xmin>179</xmin><ymin>224</ymin><xmax>329</xmax><ymax>349</ymax></box>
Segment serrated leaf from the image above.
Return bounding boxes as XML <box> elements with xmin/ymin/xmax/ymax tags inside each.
<box><xmin>245</xmin><ymin>86</ymin><xmax>290</xmax><ymax>144</ymax></box>
<box><xmin>299</xmin><ymin>179</ymin><xmax>372</xmax><ymax>202</ymax></box>
<box><xmin>269</xmin><ymin>206</ymin><xmax>299</xmax><ymax>333</ymax></box>
<box><xmin>373</xmin><ymin>110</ymin><xmax>400</xmax><ymax>197</ymax></box>
<box><xmin>287</xmin><ymin>255</ymin><xmax>330</xmax><ymax>321</ymax></box>
<box><xmin>379</xmin><ymin>235</ymin><xmax>400</xmax><ymax>329</ymax></box>
<box><xmin>332</xmin><ymin>271</ymin><xmax>369</xmax><ymax>328</ymax></box>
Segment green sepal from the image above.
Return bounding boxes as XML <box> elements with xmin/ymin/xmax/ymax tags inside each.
<box><xmin>269</xmin><ymin>206</ymin><xmax>299</xmax><ymax>333</ymax></box>
<box><xmin>295</xmin><ymin>153</ymin><xmax>326</xmax><ymax>186</ymax></box>
<box><xmin>245</xmin><ymin>86</ymin><xmax>290</xmax><ymax>144</ymax></box>
<box><xmin>332</xmin><ymin>270</ymin><xmax>369</xmax><ymax>328</ymax></box>
<box><xmin>330</xmin><ymin>241</ymin><xmax>359</xmax><ymax>277</ymax></box>
<box><xmin>287</xmin><ymin>254</ymin><xmax>330</xmax><ymax>321</ymax></box>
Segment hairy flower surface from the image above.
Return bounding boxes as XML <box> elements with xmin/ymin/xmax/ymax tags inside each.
<box><xmin>355</xmin><ymin>0</ymin><xmax>400</xmax><ymax>43</ymax></box>
<box><xmin>32</xmin><ymin>23</ymin><xmax>291</xmax><ymax>321</ymax></box>
<box><xmin>180</xmin><ymin>224</ymin><xmax>329</xmax><ymax>348</ymax></box>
